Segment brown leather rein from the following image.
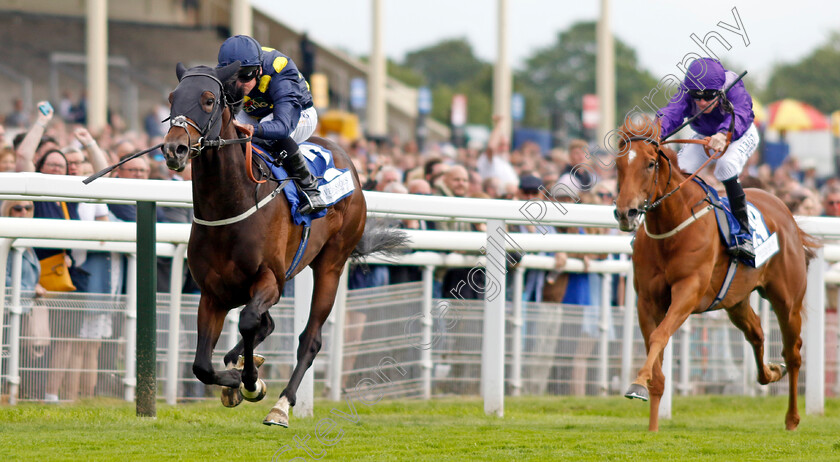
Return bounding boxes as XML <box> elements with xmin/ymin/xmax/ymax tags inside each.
<box><xmin>623</xmin><ymin>134</ymin><xmax>731</xmax><ymax>212</ymax></box>
<box><xmin>232</xmin><ymin>121</ymin><xmax>266</xmax><ymax>184</ymax></box>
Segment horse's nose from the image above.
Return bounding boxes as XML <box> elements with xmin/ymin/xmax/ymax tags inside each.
<box><xmin>614</xmin><ymin>207</ymin><xmax>640</xmax><ymax>222</ymax></box>
<box><xmin>164</xmin><ymin>141</ymin><xmax>189</xmax><ymax>158</ymax></box>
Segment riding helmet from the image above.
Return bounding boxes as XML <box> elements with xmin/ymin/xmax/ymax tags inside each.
<box><xmin>684</xmin><ymin>57</ymin><xmax>725</xmax><ymax>91</ymax></box>
<box><xmin>218</xmin><ymin>35</ymin><xmax>263</xmax><ymax>68</ymax></box>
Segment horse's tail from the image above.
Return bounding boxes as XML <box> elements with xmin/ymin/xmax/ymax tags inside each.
<box><xmin>351</xmin><ymin>217</ymin><xmax>411</xmax><ymax>262</ymax></box>
<box><xmin>798</xmin><ymin>226</ymin><xmax>821</xmax><ymax>268</ymax></box>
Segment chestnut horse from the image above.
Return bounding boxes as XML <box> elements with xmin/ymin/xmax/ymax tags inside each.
<box><xmin>613</xmin><ymin>118</ymin><xmax>819</xmax><ymax>431</ymax></box>
<box><xmin>162</xmin><ymin>62</ymin><xmax>400</xmax><ymax>427</ymax></box>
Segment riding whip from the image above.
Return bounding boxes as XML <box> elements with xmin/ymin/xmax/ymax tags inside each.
<box><xmin>661</xmin><ymin>70</ymin><xmax>748</xmax><ymax>141</ymax></box>
<box><xmin>82</xmin><ymin>143</ymin><xmax>163</xmax><ymax>184</ymax></box>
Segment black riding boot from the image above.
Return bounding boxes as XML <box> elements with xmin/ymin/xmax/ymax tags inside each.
<box><xmin>271</xmin><ymin>138</ymin><xmax>327</xmax><ymax>215</ymax></box>
<box><xmin>723</xmin><ymin>177</ymin><xmax>755</xmax><ymax>259</ymax></box>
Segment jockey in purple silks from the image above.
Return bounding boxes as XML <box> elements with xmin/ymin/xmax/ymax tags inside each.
<box><xmin>657</xmin><ymin>57</ymin><xmax>759</xmax><ymax>259</ymax></box>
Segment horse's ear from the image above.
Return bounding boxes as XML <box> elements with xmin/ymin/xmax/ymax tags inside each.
<box><xmin>217</xmin><ymin>60</ymin><xmax>241</xmax><ymax>84</ymax></box>
<box><xmin>176</xmin><ymin>62</ymin><xmax>187</xmax><ymax>81</ymax></box>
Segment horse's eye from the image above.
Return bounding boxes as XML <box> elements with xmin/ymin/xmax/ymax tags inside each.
<box><xmin>648</xmin><ymin>160</ymin><xmax>656</xmax><ymax>169</ymax></box>
<box><xmin>206</xmin><ymin>98</ymin><xmax>215</xmax><ymax>106</ymax></box>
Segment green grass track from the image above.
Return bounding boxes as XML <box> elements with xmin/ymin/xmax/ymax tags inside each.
<box><xmin>2</xmin><ymin>395</ymin><xmax>839</xmax><ymax>461</ymax></box>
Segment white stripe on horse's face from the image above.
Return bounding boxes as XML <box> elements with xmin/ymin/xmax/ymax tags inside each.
<box><xmin>628</xmin><ymin>149</ymin><xmax>637</xmax><ymax>164</ymax></box>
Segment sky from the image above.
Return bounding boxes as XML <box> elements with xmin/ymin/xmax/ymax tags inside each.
<box><xmin>251</xmin><ymin>0</ymin><xmax>839</xmax><ymax>87</ymax></box>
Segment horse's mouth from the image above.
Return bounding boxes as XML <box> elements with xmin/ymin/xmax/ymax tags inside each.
<box><xmin>616</xmin><ymin>215</ymin><xmax>641</xmax><ymax>232</ymax></box>
<box><xmin>166</xmin><ymin>159</ymin><xmax>185</xmax><ymax>172</ymax></box>
<box><xmin>618</xmin><ymin>220</ymin><xmax>639</xmax><ymax>232</ymax></box>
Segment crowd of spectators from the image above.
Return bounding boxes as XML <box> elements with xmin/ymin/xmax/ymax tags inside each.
<box><xmin>3</xmin><ymin>96</ymin><xmax>839</xmax><ymax>400</ymax></box>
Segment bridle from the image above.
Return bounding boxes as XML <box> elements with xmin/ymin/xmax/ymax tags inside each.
<box><xmin>620</xmin><ymin>136</ymin><xmax>675</xmax><ymax>214</ymax></box>
<box><xmin>168</xmin><ymin>72</ymin><xmax>250</xmax><ymax>158</ymax></box>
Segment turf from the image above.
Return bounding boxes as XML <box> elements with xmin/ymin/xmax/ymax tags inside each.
<box><xmin>1</xmin><ymin>394</ymin><xmax>839</xmax><ymax>461</ymax></box>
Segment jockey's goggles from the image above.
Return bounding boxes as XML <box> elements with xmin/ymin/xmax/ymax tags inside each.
<box><xmin>688</xmin><ymin>89</ymin><xmax>719</xmax><ymax>101</ymax></box>
<box><xmin>237</xmin><ymin>67</ymin><xmax>260</xmax><ymax>82</ymax></box>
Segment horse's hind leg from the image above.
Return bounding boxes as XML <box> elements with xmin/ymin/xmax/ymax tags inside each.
<box><xmin>765</xmin><ymin>287</ymin><xmax>804</xmax><ymax>431</ymax></box>
<box><xmin>725</xmin><ymin>297</ymin><xmax>786</xmax><ymax>386</ymax></box>
<box><xmin>264</xmin><ymin>262</ymin><xmax>343</xmax><ymax>427</ymax></box>
<box><xmin>193</xmin><ymin>296</ymin><xmax>241</xmax><ymax>388</ymax></box>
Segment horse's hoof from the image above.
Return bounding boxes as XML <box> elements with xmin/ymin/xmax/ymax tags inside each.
<box><xmin>233</xmin><ymin>354</ymin><xmax>266</xmax><ymax>370</ymax></box>
<box><xmin>263</xmin><ymin>396</ymin><xmax>291</xmax><ymax>427</ymax></box>
<box><xmin>775</xmin><ymin>363</ymin><xmax>788</xmax><ymax>378</ymax></box>
<box><xmin>625</xmin><ymin>383</ymin><xmax>650</xmax><ymax>401</ymax></box>
<box><xmin>221</xmin><ymin>386</ymin><xmax>244</xmax><ymax>408</ymax></box>
<box><xmin>241</xmin><ymin>378</ymin><xmax>267</xmax><ymax>402</ymax></box>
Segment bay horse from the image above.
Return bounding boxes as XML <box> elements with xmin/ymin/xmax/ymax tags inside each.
<box><xmin>161</xmin><ymin>62</ymin><xmax>402</xmax><ymax>427</ymax></box>
<box><xmin>613</xmin><ymin>116</ymin><xmax>819</xmax><ymax>431</ymax></box>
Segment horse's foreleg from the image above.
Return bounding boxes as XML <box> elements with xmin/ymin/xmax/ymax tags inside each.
<box><xmin>648</xmin><ymin>350</ymin><xmax>665</xmax><ymax>432</ymax></box>
<box><xmin>627</xmin><ymin>298</ymin><xmax>666</xmax><ymax>431</ymax></box>
<box><xmin>726</xmin><ymin>299</ymin><xmax>786</xmax><ymax>385</ymax></box>
<box><xmin>265</xmin><ymin>266</ymin><xmax>340</xmax><ymax>427</ymax></box>
<box><xmin>239</xmin><ymin>266</ymin><xmax>281</xmax><ymax>394</ymax></box>
<box><xmin>193</xmin><ymin>296</ymin><xmax>240</xmax><ymax>388</ymax></box>
<box><xmin>224</xmin><ymin>312</ymin><xmax>275</xmax><ymax>367</ymax></box>
<box><xmin>629</xmin><ymin>278</ymin><xmax>699</xmax><ymax>416</ymax></box>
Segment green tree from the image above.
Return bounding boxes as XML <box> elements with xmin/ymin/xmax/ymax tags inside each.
<box><xmin>762</xmin><ymin>33</ymin><xmax>840</xmax><ymax>113</ymax></box>
<box><xmin>522</xmin><ymin>21</ymin><xmax>658</xmax><ymax>137</ymax></box>
<box><xmin>400</xmin><ymin>39</ymin><xmax>494</xmax><ymax>126</ymax></box>
<box><xmin>403</xmin><ymin>38</ymin><xmax>487</xmax><ymax>88</ymax></box>
<box><xmin>387</xmin><ymin>59</ymin><xmax>425</xmax><ymax>87</ymax></box>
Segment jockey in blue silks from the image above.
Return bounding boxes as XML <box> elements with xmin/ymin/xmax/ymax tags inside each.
<box><xmin>657</xmin><ymin>57</ymin><xmax>759</xmax><ymax>259</ymax></box>
<box><xmin>217</xmin><ymin>35</ymin><xmax>326</xmax><ymax>215</ymax></box>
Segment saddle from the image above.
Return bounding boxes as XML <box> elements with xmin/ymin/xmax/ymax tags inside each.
<box><xmin>252</xmin><ymin>142</ymin><xmax>355</xmax><ymax>226</ymax></box>
<box><xmin>693</xmin><ymin>178</ymin><xmax>778</xmax><ymax>268</ymax></box>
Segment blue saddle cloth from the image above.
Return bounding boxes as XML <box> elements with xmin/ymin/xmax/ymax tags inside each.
<box><xmin>252</xmin><ymin>142</ymin><xmax>354</xmax><ymax>226</ymax></box>
<box><xmin>693</xmin><ymin>178</ymin><xmax>772</xmax><ymax>267</ymax></box>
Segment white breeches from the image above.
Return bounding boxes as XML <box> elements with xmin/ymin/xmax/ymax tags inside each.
<box><xmin>677</xmin><ymin>123</ymin><xmax>759</xmax><ymax>181</ymax></box>
<box><xmin>235</xmin><ymin>106</ymin><xmax>318</xmax><ymax>144</ymax></box>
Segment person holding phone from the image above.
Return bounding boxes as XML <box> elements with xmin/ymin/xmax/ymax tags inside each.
<box><xmin>14</xmin><ymin>100</ymin><xmax>54</xmax><ymax>172</ymax></box>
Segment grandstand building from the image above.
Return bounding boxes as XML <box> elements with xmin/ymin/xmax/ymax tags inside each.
<box><xmin>0</xmin><ymin>0</ymin><xmax>448</xmax><ymax>142</ymax></box>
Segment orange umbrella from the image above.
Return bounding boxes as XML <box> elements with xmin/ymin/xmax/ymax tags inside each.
<box><xmin>832</xmin><ymin>110</ymin><xmax>840</xmax><ymax>137</ymax></box>
<box><xmin>766</xmin><ymin>98</ymin><xmax>829</xmax><ymax>131</ymax></box>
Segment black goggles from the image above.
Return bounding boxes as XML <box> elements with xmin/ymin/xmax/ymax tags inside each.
<box><xmin>688</xmin><ymin>89</ymin><xmax>719</xmax><ymax>101</ymax></box>
<box><xmin>237</xmin><ymin>68</ymin><xmax>259</xmax><ymax>82</ymax></box>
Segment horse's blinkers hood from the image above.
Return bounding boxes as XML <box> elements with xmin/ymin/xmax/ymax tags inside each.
<box><xmin>169</xmin><ymin>62</ymin><xmax>239</xmax><ymax>142</ymax></box>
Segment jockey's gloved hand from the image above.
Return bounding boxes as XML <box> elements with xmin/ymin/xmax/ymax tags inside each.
<box><xmin>708</xmin><ymin>133</ymin><xmax>727</xmax><ymax>152</ymax></box>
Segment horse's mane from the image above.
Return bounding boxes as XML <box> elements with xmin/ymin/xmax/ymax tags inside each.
<box><xmin>619</xmin><ymin>115</ymin><xmax>682</xmax><ymax>173</ymax></box>
<box><xmin>223</xmin><ymin>79</ymin><xmax>246</xmax><ymax>116</ymax></box>
<box><xmin>619</xmin><ymin>114</ymin><xmax>660</xmax><ymax>142</ymax></box>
